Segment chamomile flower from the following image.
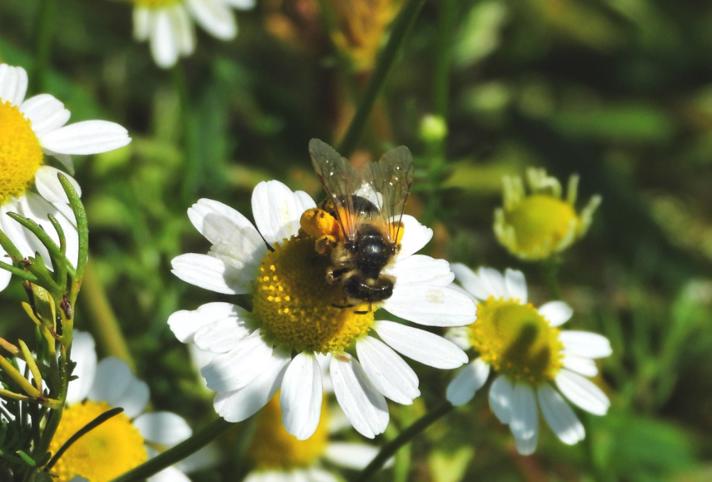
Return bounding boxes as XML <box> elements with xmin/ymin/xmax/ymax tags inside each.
<box><xmin>132</xmin><ymin>0</ymin><xmax>255</xmax><ymax>69</ymax></box>
<box><xmin>0</xmin><ymin>63</ymin><xmax>130</xmax><ymax>291</ymax></box>
<box><xmin>244</xmin><ymin>395</ymin><xmax>380</xmax><ymax>482</ymax></box>
<box><xmin>49</xmin><ymin>332</ymin><xmax>192</xmax><ymax>482</ymax></box>
<box><xmin>168</xmin><ymin>180</ymin><xmax>471</xmax><ymax>440</ymax></box>
<box><xmin>445</xmin><ymin>266</ymin><xmax>611</xmax><ymax>455</ymax></box>
<box><xmin>494</xmin><ymin>168</ymin><xmax>601</xmax><ymax>261</ymax></box>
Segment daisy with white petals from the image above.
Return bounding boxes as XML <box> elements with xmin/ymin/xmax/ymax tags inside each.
<box><xmin>244</xmin><ymin>394</ymin><xmax>382</xmax><ymax>482</ymax></box>
<box><xmin>169</xmin><ymin>179</ymin><xmax>472</xmax><ymax>440</ymax></box>
<box><xmin>132</xmin><ymin>0</ymin><xmax>255</xmax><ymax>68</ymax></box>
<box><xmin>0</xmin><ymin>63</ymin><xmax>130</xmax><ymax>291</ymax></box>
<box><xmin>446</xmin><ymin>266</ymin><xmax>611</xmax><ymax>455</ymax></box>
<box><xmin>50</xmin><ymin>331</ymin><xmax>193</xmax><ymax>482</ymax></box>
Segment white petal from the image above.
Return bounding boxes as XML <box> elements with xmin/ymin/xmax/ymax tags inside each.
<box><xmin>477</xmin><ymin>267</ymin><xmax>506</xmax><ymax>298</ymax></box>
<box><xmin>330</xmin><ymin>355</ymin><xmax>389</xmax><ymax>439</ymax></box>
<box><xmin>202</xmin><ymin>331</ymin><xmax>273</xmax><ymax>392</ymax></box>
<box><xmin>445</xmin><ymin>326</ymin><xmax>471</xmax><ymax>350</ymax></box>
<box><xmin>120</xmin><ymin>378</ymin><xmax>151</xmax><ymax>418</ymax></box>
<box><xmin>537</xmin><ymin>384</ymin><xmax>585</xmax><ymax>445</ymax></box>
<box><xmin>374</xmin><ymin>320</ymin><xmax>467</xmax><ymax>369</ymax></box>
<box><xmin>305</xmin><ymin>468</ymin><xmax>338</xmax><ymax>482</ymax></box>
<box><xmin>225</xmin><ymin>0</ymin><xmax>256</xmax><ymax>9</ymax></box>
<box><xmin>504</xmin><ymin>268</ymin><xmax>527</xmax><ymax>302</ymax></box>
<box><xmin>388</xmin><ymin>255</ymin><xmax>453</xmax><ymax>287</ymax></box>
<box><xmin>324</xmin><ymin>442</ymin><xmax>379</xmax><ymax>470</ymax></box>
<box><xmin>34</xmin><ymin>166</ymin><xmax>81</xmax><ymax>204</ymax></box>
<box><xmin>171</xmin><ymin>253</ymin><xmax>245</xmax><ymax>294</ymax></box>
<box><xmin>451</xmin><ymin>263</ymin><xmax>490</xmax><ymax>300</ymax></box>
<box><xmin>538</xmin><ymin>301</ymin><xmax>573</xmax><ymax>327</ymax></box>
<box><xmin>168</xmin><ymin>302</ymin><xmax>251</xmax><ymax>352</ymax></box>
<box><xmin>171</xmin><ymin>5</ymin><xmax>195</xmax><ymax>55</ymax></box>
<box><xmin>488</xmin><ymin>375</ymin><xmax>514</xmax><ymax>424</ymax></box>
<box><xmin>214</xmin><ymin>350</ymin><xmax>290</xmax><ymax>422</ymax></box>
<box><xmin>513</xmin><ymin>428</ymin><xmax>538</xmax><ymax>456</ymax></box>
<box><xmin>188</xmin><ymin>198</ymin><xmax>260</xmax><ymax>246</ymax></box>
<box><xmin>134</xmin><ymin>412</ymin><xmax>192</xmax><ymax>445</ymax></box>
<box><xmin>280</xmin><ymin>353</ymin><xmax>323</xmax><ymax>440</ymax></box>
<box><xmin>446</xmin><ymin>358</ymin><xmax>490</xmax><ymax>406</ymax></box>
<box><xmin>555</xmin><ymin>369</ymin><xmax>609</xmax><ymax>416</ymax></box>
<box><xmin>563</xmin><ymin>354</ymin><xmax>598</xmax><ymax>377</ymax></box>
<box><xmin>88</xmin><ymin>357</ymin><xmax>133</xmax><ymax>405</ymax></box>
<box><xmin>193</xmin><ymin>312</ymin><xmax>253</xmax><ymax>353</ymax></box>
<box><xmin>151</xmin><ymin>9</ymin><xmax>180</xmax><ymax>68</ymax></box>
<box><xmin>148</xmin><ymin>466</ymin><xmax>191</xmax><ymax>482</ymax></box>
<box><xmin>356</xmin><ymin>336</ymin><xmax>420</xmax><ymax>405</ymax></box>
<box><xmin>397</xmin><ymin>215</ymin><xmax>433</xmax><ymax>259</ymax></box>
<box><xmin>251</xmin><ymin>180</ymin><xmax>315</xmax><ymax>246</ymax></box>
<box><xmin>85</xmin><ymin>355</ymin><xmax>150</xmax><ymax>417</ymax></box>
<box><xmin>384</xmin><ymin>284</ymin><xmax>475</xmax><ymax>327</ymax></box>
<box><xmin>560</xmin><ymin>331</ymin><xmax>612</xmax><ymax>359</ymax></box>
<box><xmin>187</xmin><ymin>0</ymin><xmax>237</xmax><ymax>40</ymax></box>
<box><xmin>509</xmin><ymin>383</ymin><xmax>538</xmax><ymax>452</ymax></box>
<box><xmin>0</xmin><ymin>64</ymin><xmax>28</xmax><ymax>105</ymax></box>
<box><xmin>40</xmin><ymin>120</ymin><xmax>130</xmax><ymax>156</ymax></box>
<box><xmin>66</xmin><ymin>331</ymin><xmax>97</xmax><ymax>404</ymax></box>
<box><xmin>133</xmin><ymin>6</ymin><xmax>152</xmax><ymax>41</ymax></box>
<box><xmin>20</xmin><ymin>93</ymin><xmax>70</xmax><ymax>136</ymax></box>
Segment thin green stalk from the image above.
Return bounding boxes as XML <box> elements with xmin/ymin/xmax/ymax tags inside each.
<box><xmin>351</xmin><ymin>401</ymin><xmax>453</xmax><ymax>482</ymax></box>
<box><xmin>337</xmin><ymin>0</ymin><xmax>426</xmax><ymax>155</ymax></box>
<box><xmin>81</xmin><ymin>262</ymin><xmax>135</xmax><ymax>370</ymax></box>
<box><xmin>111</xmin><ymin>418</ymin><xmax>235</xmax><ymax>482</ymax></box>
<box><xmin>32</xmin><ymin>0</ymin><xmax>57</xmax><ymax>91</ymax></box>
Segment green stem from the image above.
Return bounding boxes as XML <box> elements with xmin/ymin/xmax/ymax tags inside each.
<box><xmin>337</xmin><ymin>0</ymin><xmax>426</xmax><ymax>155</ymax></box>
<box><xmin>32</xmin><ymin>0</ymin><xmax>56</xmax><ymax>91</ymax></box>
<box><xmin>80</xmin><ymin>262</ymin><xmax>135</xmax><ymax>370</ymax></box>
<box><xmin>110</xmin><ymin>418</ymin><xmax>235</xmax><ymax>482</ymax></box>
<box><xmin>543</xmin><ymin>257</ymin><xmax>563</xmax><ymax>299</ymax></box>
<box><xmin>351</xmin><ymin>401</ymin><xmax>453</xmax><ymax>482</ymax></box>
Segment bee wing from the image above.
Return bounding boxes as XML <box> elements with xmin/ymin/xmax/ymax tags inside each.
<box><xmin>368</xmin><ymin>145</ymin><xmax>414</xmax><ymax>244</ymax></box>
<box><xmin>308</xmin><ymin>138</ymin><xmax>363</xmax><ymax>241</ymax></box>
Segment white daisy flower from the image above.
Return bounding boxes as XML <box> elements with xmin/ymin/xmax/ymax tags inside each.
<box><xmin>445</xmin><ymin>265</ymin><xmax>612</xmax><ymax>455</ymax></box>
<box><xmin>132</xmin><ymin>0</ymin><xmax>256</xmax><ymax>69</ymax></box>
<box><xmin>168</xmin><ymin>180</ymin><xmax>472</xmax><ymax>440</ymax></box>
<box><xmin>49</xmin><ymin>331</ymin><xmax>193</xmax><ymax>482</ymax></box>
<box><xmin>0</xmin><ymin>63</ymin><xmax>130</xmax><ymax>291</ymax></box>
<box><xmin>243</xmin><ymin>394</ymin><xmax>382</xmax><ymax>482</ymax></box>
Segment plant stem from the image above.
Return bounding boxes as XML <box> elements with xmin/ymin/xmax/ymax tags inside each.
<box><xmin>337</xmin><ymin>0</ymin><xmax>426</xmax><ymax>155</ymax></box>
<box><xmin>81</xmin><ymin>262</ymin><xmax>135</xmax><ymax>370</ymax></box>
<box><xmin>351</xmin><ymin>401</ymin><xmax>453</xmax><ymax>482</ymax></box>
<box><xmin>32</xmin><ymin>0</ymin><xmax>56</xmax><ymax>91</ymax></box>
<box><xmin>433</xmin><ymin>0</ymin><xmax>457</xmax><ymax>120</ymax></box>
<box><xmin>110</xmin><ymin>418</ymin><xmax>235</xmax><ymax>482</ymax></box>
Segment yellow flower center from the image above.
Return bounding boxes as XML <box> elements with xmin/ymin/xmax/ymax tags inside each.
<box><xmin>504</xmin><ymin>194</ymin><xmax>577</xmax><ymax>257</ymax></box>
<box><xmin>0</xmin><ymin>100</ymin><xmax>43</xmax><ymax>205</ymax></box>
<box><xmin>248</xmin><ymin>394</ymin><xmax>329</xmax><ymax>469</ymax></box>
<box><xmin>133</xmin><ymin>0</ymin><xmax>181</xmax><ymax>7</ymax></box>
<box><xmin>469</xmin><ymin>298</ymin><xmax>563</xmax><ymax>383</ymax></box>
<box><xmin>49</xmin><ymin>401</ymin><xmax>148</xmax><ymax>482</ymax></box>
<box><xmin>254</xmin><ymin>236</ymin><xmax>374</xmax><ymax>354</ymax></box>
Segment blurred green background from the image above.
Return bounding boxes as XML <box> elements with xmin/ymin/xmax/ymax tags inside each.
<box><xmin>2</xmin><ymin>0</ymin><xmax>712</xmax><ymax>481</ymax></box>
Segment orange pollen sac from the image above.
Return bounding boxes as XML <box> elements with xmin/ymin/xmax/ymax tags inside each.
<box><xmin>299</xmin><ymin>207</ymin><xmax>341</xmax><ymax>253</ymax></box>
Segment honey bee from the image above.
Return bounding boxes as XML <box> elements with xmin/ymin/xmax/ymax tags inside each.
<box><xmin>301</xmin><ymin>138</ymin><xmax>413</xmax><ymax>308</ymax></box>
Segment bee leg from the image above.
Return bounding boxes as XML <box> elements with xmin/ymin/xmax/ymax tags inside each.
<box><xmin>331</xmin><ymin>302</ymin><xmax>355</xmax><ymax>309</ymax></box>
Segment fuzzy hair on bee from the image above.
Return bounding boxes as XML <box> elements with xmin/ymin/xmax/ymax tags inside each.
<box><xmin>301</xmin><ymin>138</ymin><xmax>413</xmax><ymax>310</ymax></box>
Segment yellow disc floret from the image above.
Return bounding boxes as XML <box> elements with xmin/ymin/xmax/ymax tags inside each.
<box><xmin>49</xmin><ymin>401</ymin><xmax>148</xmax><ymax>482</ymax></box>
<box><xmin>248</xmin><ymin>394</ymin><xmax>329</xmax><ymax>469</ymax></box>
<box><xmin>470</xmin><ymin>298</ymin><xmax>563</xmax><ymax>383</ymax></box>
<box><xmin>254</xmin><ymin>236</ymin><xmax>374</xmax><ymax>353</ymax></box>
<box><xmin>0</xmin><ymin>100</ymin><xmax>43</xmax><ymax>205</ymax></box>
<box><xmin>494</xmin><ymin>168</ymin><xmax>601</xmax><ymax>261</ymax></box>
